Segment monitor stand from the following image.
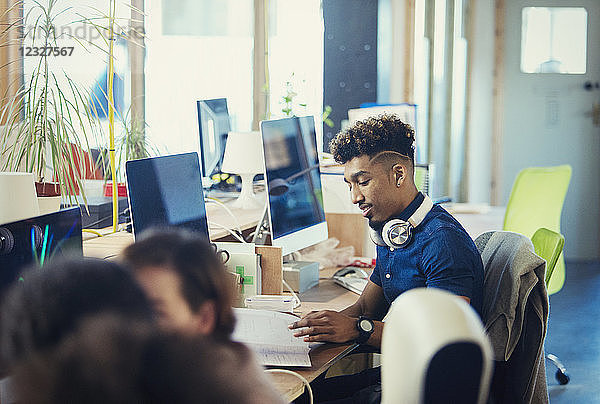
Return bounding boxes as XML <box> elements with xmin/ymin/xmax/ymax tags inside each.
<box><xmin>202</xmin><ymin>176</ymin><xmax>216</xmax><ymax>189</ymax></box>
<box><xmin>252</xmin><ymin>204</ymin><xmax>270</xmax><ymax>245</ymax></box>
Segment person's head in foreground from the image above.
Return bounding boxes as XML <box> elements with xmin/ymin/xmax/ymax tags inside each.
<box><xmin>329</xmin><ymin>113</ymin><xmax>418</xmax><ymax>229</ymax></box>
<box><xmin>12</xmin><ymin>315</ymin><xmax>285</xmax><ymax>404</ymax></box>
<box><xmin>121</xmin><ymin>228</ymin><xmax>235</xmax><ymax>338</ymax></box>
<box><xmin>0</xmin><ymin>258</ymin><xmax>154</xmax><ymax>370</ymax></box>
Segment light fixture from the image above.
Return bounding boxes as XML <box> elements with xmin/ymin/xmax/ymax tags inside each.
<box><xmin>221</xmin><ymin>131</ymin><xmax>265</xmax><ymax>210</ymax></box>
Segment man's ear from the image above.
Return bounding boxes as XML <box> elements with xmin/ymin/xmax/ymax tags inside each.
<box><xmin>392</xmin><ymin>163</ymin><xmax>406</xmax><ymax>187</ymax></box>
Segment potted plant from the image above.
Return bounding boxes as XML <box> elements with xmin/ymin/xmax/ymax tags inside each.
<box><xmin>100</xmin><ymin>108</ymin><xmax>157</xmax><ymax>198</ymax></box>
<box><xmin>0</xmin><ymin>0</ymin><xmax>103</xmax><ymax>212</ymax></box>
<box><xmin>280</xmin><ymin>73</ymin><xmax>334</xmax><ymax>128</ymax></box>
<box><xmin>80</xmin><ymin>0</ymin><xmax>147</xmax><ymax>230</ymax></box>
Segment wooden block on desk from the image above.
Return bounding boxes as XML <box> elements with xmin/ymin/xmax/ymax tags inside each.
<box><xmin>326</xmin><ymin>213</ymin><xmax>367</xmax><ymax>256</ymax></box>
<box><xmin>255</xmin><ymin>245</ymin><xmax>283</xmax><ymax>295</ymax></box>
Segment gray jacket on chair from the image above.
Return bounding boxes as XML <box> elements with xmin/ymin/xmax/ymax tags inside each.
<box><xmin>475</xmin><ymin>231</ymin><xmax>549</xmax><ymax>404</ymax></box>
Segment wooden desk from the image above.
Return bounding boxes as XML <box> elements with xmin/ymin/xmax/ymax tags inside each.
<box><xmin>270</xmin><ymin>343</ymin><xmax>358</xmax><ymax>402</ymax></box>
<box><xmin>83</xmin><ymin>201</ymin><xmax>263</xmax><ymax>255</ymax></box>
<box><xmin>82</xmin><ymin>225</ymin><xmax>361</xmax><ymax>403</ymax></box>
<box><xmin>268</xmin><ymin>267</ymin><xmax>362</xmax><ymax>402</ymax></box>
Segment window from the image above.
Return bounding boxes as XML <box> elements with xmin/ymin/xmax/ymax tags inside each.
<box><xmin>521</xmin><ymin>7</ymin><xmax>587</xmax><ymax>74</ymax></box>
<box><xmin>145</xmin><ymin>0</ymin><xmax>254</xmax><ymax>153</ymax></box>
<box><xmin>22</xmin><ymin>0</ymin><xmax>131</xmax><ymax>140</ymax></box>
<box><xmin>267</xmin><ymin>0</ymin><xmax>324</xmax><ymax>147</ymax></box>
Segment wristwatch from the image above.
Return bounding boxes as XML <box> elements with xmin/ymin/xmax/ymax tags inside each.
<box><xmin>356</xmin><ymin>316</ymin><xmax>375</xmax><ymax>344</ymax></box>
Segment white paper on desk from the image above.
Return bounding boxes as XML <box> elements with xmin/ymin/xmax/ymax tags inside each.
<box><xmin>232</xmin><ymin>308</ymin><xmax>312</xmax><ymax>367</ymax></box>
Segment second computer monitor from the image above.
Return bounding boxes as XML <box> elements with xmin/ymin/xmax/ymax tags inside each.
<box><xmin>261</xmin><ymin>116</ymin><xmax>328</xmax><ymax>256</ymax></box>
<box><xmin>125</xmin><ymin>152</ymin><xmax>210</xmax><ymax>239</ymax></box>
<box><xmin>196</xmin><ymin>98</ymin><xmax>231</xmax><ymax>179</ymax></box>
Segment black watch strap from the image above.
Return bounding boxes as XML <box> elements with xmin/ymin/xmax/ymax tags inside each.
<box><xmin>356</xmin><ymin>316</ymin><xmax>374</xmax><ymax>344</ymax></box>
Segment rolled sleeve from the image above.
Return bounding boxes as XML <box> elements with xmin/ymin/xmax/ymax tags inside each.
<box><xmin>370</xmin><ymin>255</ymin><xmax>382</xmax><ymax>287</ymax></box>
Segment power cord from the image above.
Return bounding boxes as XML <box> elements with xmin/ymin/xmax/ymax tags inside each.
<box><xmin>82</xmin><ymin>229</ymin><xmax>103</xmax><ymax>237</ymax></box>
<box><xmin>264</xmin><ymin>369</ymin><xmax>313</xmax><ymax>404</ymax></box>
<box><xmin>205</xmin><ymin>197</ymin><xmax>243</xmax><ymax>235</ymax></box>
<box><xmin>282</xmin><ymin>279</ymin><xmax>301</xmax><ymax>309</ymax></box>
<box><xmin>207</xmin><ymin>220</ymin><xmax>248</xmax><ymax>244</ymax></box>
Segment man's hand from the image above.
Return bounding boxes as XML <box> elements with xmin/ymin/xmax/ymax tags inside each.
<box><xmin>288</xmin><ymin>310</ymin><xmax>359</xmax><ymax>343</ymax></box>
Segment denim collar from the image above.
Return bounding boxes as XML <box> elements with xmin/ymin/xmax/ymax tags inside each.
<box><xmin>396</xmin><ymin>192</ymin><xmax>425</xmax><ymax>221</ymax></box>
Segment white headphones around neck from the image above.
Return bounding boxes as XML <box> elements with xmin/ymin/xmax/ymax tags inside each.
<box><xmin>369</xmin><ymin>194</ymin><xmax>434</xmax><ymax>248</ymax></box>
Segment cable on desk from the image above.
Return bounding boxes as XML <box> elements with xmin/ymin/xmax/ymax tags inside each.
<box><xmin>207</xmin><ymin>220</ymin><xmax>248</xmax><ymax>244</ymax></box>
<box><xmin>264</xmin><ymin>369</ymin><xmax>313</xmax><ymax>404</ymax></box>
<box><xmin>82</xmin><ymin>229</ymin><xmax>103</xmax><ymax>237</ymax></box>
<box><xmin>205</xmin><ymin>197</ymin><xmax>243</xmax><ymax>235</ymax></box>
<box><xmin>282</xmin><ymin>279</ymin><xmax>301</xmax><ymax>309</ymax></box>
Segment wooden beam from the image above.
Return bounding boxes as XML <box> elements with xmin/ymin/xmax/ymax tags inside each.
<box><xmin>404</xmin><ymin>0</ymin><xmax>416</xmax><ymax>103</ymax></box>
<box><xmin>0</xmin><ymin>0</ymin><xmax>22</xmax><ymax>122</ymax></box>
<box><xmin>461</xmin><ymin>0</ymin><xmax>475</xmax><ymax>201</ymax></box>
<box><xmin>252</xmin><ymin>0</ymin><xmax>269</xmax><ymax>130</ymax></box>
<box><xmin>491</xmin><ymin>0</ymin><xmax>504</xmax><ymax>205</ymax></box>
<box><xmin>129</xmin><ymin>0</ymin><xmax>145</xmax><ymax>130</ymax></box>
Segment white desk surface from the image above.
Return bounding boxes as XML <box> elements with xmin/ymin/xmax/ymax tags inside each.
<box><xmin>446</xmin><ymin>205</ymin><xmax>506</xmax><ymax>239</ymax></box>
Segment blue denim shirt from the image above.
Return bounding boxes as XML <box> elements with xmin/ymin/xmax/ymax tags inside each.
<box><xmin>370</xmin><ymin>193</ymin><xmax>484</xmax><ymax>316</ymax></box>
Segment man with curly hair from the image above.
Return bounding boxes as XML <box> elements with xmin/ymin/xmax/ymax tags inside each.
<box><xmin>290</xmin><ymin>114</ymin><xmax>483</xmax><ymax>403</ymax></box>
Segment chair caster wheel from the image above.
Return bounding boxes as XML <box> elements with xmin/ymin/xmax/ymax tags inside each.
<box><xmin>556</xmin><ymin>369</ymin><xmax>570</xmax><ymax>385</ymax></box>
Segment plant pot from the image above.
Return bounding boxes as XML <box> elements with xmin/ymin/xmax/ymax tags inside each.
<box><xmin>104</xmin><ymin>182</ymin><xmax>128</xmax><ymax>197</ymax></box>
<box><xmin>37</xmin><ymin>195</ymin><xmax>62</xmax><ymax>215</ymax></box>
<box><xmin>35</xmin><ymin>182</ymin><xmax>61</xmax><ymax>197</ymax></box>
<box><xmin>34</xmin><ymin>181</ymin><xmax>62</xmax><ymax>215</ymax></box>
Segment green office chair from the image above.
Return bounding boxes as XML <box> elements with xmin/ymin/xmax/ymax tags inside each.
<box><xmin>414</xmin><ymin>164</ymin><xmax>431</xmax><ymax>195</ymax></box>
<box><xmin>503</xmin><ymin>165</ymin><xmax>571</xmax><ymax>294</ymax></box>
<box><xmin>531</xmin><ymin>227</ymin><xmax>569</xmax><ymax>385</ymax></box>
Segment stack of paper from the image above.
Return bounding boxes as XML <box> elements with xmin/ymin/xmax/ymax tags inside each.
<box><xmin>232</xmin><ymin>308</ymin><xmax>312</xmax><ymax>367</ymax></box>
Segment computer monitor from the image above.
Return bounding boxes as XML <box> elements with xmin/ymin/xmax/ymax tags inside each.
<box><xmin>125</xmin><ymin>152</ymin><xmax>210</xmax><ymax>239</ymax></box>
<box><xmin>0</xmin><ymin>206</ymin><xmax>83</xmax><ymax>300</ymax></box>
<box><xmin>260</xmin><ymin>116</ymin><xmax>328</xmax><ymax>256</ymax></box>
<box><xmin>196</xmin><ymin>98</ymin><xmax>231</xmax><ymax>180</ymax></box>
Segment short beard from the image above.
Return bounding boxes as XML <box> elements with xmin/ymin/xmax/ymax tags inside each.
<box><xmin>368</xmin><ymin>219</ymin><xmax>384</xmax><ymax>231</ymax></box>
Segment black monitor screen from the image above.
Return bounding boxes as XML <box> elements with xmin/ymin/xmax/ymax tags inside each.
<box><xmin>261</xmin><ymin>116</ymin><xmax>326</xmax><ymax>239</ymax></box>
<box><xmin>0</xmin><ymin>207</ymin><xmax>83</xmax><ymax>300</ymax></box>
<box><xmin>126</xmin><ymin>152</ymin><xmax>209</xmax><ymax>238</ymax></box>
<box><xmin>197</xmin><ymin>98</ymin><xmax>231</xmax><ymax>178</ymax></box>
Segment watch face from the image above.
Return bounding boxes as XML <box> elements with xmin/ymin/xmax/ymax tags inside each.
<box><xmin>360</xmin><ymin>319</ymin><xmax>374</xmax><ymax>332</ymax></box>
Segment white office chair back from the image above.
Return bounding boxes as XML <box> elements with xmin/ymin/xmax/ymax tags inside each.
<box><xmin>381</xmin><ymin>288</ymin><xmax>492</xmax><ymax>404</ymax></box>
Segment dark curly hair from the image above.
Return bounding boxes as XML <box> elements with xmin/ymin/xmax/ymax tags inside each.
<box><xmin>121</xmin><ymin>228</ymin><xmax>236</xmax><ymax>340</ymax></box>
<box><xmin>0</xmin><ymin>258</ymin><xmax>154</xmax><ymax>371</ymax></box>
<box><xmin>329</xmin><ymin>114</ymin><xmax>416</xmax><ymax>164</ymax></box>
<box><xmin>13</xmin><ymin>314</ymin><xmax>284</xmax><ymax>404</ymax></box>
